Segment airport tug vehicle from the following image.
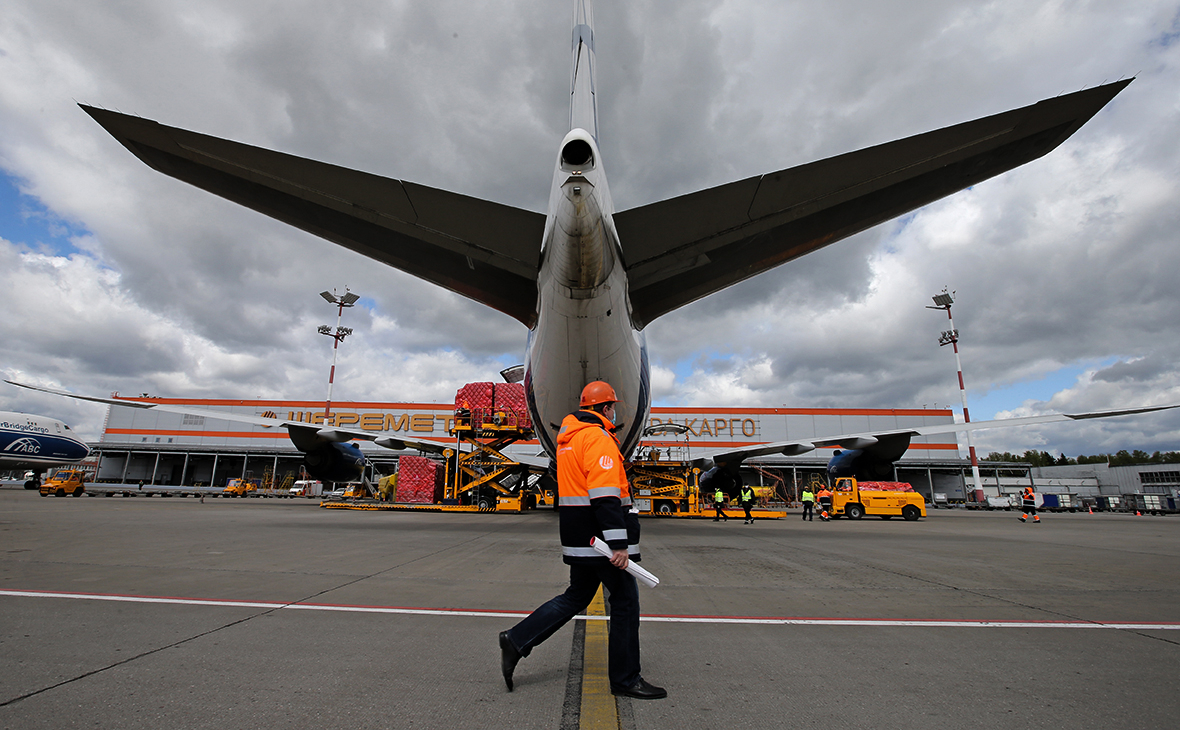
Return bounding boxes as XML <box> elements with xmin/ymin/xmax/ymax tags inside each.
<box><xmin>39</xmin><ymin>469</ymin><xmax>86</xmax><ymax>497</ymax></box>
<box><xmin>828</xmin><ymin>477</ymin><xmax>925</xmax><ymax>521</ymax></box>
<box><xmin>223</xmin><ymin>478</ymin><xmax>259</xmax><ymax>497</ymax></box>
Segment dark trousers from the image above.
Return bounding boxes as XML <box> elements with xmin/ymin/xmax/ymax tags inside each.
<box><xmin>742</xmin><ymin>502</ymin><xmax>753</xmax><ymax>521</ymax></box>
<box><xmin>1023</xmin><ymin>502</ymin><xmax>1037</xmax><ymax>517</ymax></box>
<box><xmin>802</xmin><ymin>501</ymin><xmax>813</xmax><ymax>520</ymax></box>
<box><xmin>505</xmin><ymin>562</ymin><xmax>641</xmax><ymax>689</ymax></box>
<box><xmin>713</xmin><ymin>502</ymin><xmax>727</xmax><ymax>520</ymax></box>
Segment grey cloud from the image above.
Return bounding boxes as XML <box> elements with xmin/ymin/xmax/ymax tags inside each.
<box><xmin>3</xmin><ymin>0</ymin><xmax>1180</xmax><ymax>456</ymax></box>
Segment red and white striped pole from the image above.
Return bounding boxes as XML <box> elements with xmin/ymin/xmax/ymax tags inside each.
<box><xmin>318</xmin><ymin>289</ymin><xmax>359</xmax><ymax>422</ymax></box>
<box><xmin>929</xmin><ymin>291</ymin><xmax>984</xmax><ymax>499</ymax></box>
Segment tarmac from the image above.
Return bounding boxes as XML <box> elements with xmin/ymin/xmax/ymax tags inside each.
<box><xmin>1</xmin><ymin>488</ymin><xmax>1178</xmax><ymax>729</ymax></box>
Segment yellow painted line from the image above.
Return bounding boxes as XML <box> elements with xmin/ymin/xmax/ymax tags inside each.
<box><xmin>579</xmin><ymin>585</ymin><xmax>618</xmax><ymax>730</ymax></box>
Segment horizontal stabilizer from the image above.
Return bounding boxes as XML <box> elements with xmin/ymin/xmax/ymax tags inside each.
<box><xmin>616</xmin><ymin>81</ymin><xmax>1131</xmax><ymax>327</ymax></box>
<box><xmin>81</xmin><ymin>106</ymin><xmax>544</xmax><ymax>326</ymax></box>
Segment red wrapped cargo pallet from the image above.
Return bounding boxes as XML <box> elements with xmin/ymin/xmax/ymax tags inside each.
<box><xmin>494</xmin><ymin>382</ymin><xmax>532</xmax><ymax>431</ymax></box>
<box><xmin>397</xmin><ymin>455</ymin><xmax>443</xmax><ymax>504</ymax></box>
<box><xmin>455</xmin><ymin>382</ymin><xmax>496</xmax><ymax>428</ymax></box>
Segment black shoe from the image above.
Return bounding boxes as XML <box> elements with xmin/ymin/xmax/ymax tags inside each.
<box><xmin>499</xmin><ymin>631</ymin><xmax>521</xmax><ymax>691</ymax></box>
<box><xmin>612</xmin><ymin>677</ymin><xmax>667</xmax><ymax>699</ymax></box>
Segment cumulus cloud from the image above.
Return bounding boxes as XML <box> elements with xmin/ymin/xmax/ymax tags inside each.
<box><xmin>1</xmin><ymin>0</ymin><xmax>1178</xmax><ymax>461</ymax></box>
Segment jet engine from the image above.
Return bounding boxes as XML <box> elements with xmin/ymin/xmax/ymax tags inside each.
<box><xmin>826</xmin><ymin>433</ymin><xmax>913</xmax><ymax>481</ymax></box>
<box><xmin>301</xmin><ymin>441</ymin><xmax>366</xmax><ymax>483</ymax></box>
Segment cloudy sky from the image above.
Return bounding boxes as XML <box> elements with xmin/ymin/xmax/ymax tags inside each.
<box><xmin>2</xmin><ymin>0</ymin><xmax>1179</xmax><ymax>459</ymax></box>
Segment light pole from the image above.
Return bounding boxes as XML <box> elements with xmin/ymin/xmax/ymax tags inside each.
<box><xmin>318</xmin><ymin>288</ymin><xmax>359</xmax><ymax>420</ymax></box>
<box><xmin>927</xmin><ymin>289</ymin><xmax>984</xmax><ymax>500</ymax></box>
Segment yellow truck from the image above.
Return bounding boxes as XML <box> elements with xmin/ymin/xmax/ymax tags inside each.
<box><xmin>830</xmin><ymin>478</ymin><xmax>926</xmax><ymax>521</ymax></box>
<box><xmin>40</xmin><ymin>469</ymin><xmax>86</xmax><ymax>497</ymax></box>
<box><xmin>223</xmin><ymin>478</ymin><xmax>258</xmax><ymax>497</ymax></box>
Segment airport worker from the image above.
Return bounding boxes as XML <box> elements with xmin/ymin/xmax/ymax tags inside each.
<box><xmin>701</xmin><ymin>465</ymin><xmax>737</xmax><ymax>522</ymax></box>
<box><xmin>801</xmin><ymin>487</ymin><xmax>815</xmax><ymax>521</ymax></box>
<box><xmin>713</xmin><ymin>486</ymin><xmax>729</xmax><ymax>522</ymax></box>
<box><xmin>1019</xmin><ymin>485</ymin><xmax>1040</xmax><ymax>523</ymax></box>
<box><xmin>740</xmin><ymin>484</ymin><xmax>756</xmax><ymax>524</ymax></box>
<box><xmin>817</xmin><ymin>486</ymin><xmax>833</xmax><ymax>521</ymax></box>
<box><xmin>499</xmin><ymin>381</ymin><xmax>665</xmax><ymax>700</ymax></box>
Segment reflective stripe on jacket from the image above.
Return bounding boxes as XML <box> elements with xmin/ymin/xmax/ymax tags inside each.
<box><xmin>740</xmin><ymin>487</ymin><xmax>754</xmax><ymax>504</ymax></box>
<box><xmin>556</xmin><ymin>410</ymin><xmax>640</xmax><ymax>564</ymax></box>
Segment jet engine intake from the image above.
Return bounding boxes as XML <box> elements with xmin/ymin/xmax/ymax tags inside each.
<box><xmin>561</xmin><ymin>138</ymin><xmax>594</xmax><ymax>168</ymax></box>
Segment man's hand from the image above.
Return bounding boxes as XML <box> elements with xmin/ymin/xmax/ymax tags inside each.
<box><xmin>610</xmin><ymin>548</ymin><xmax>629</xmax><ymax>569</ymax></box>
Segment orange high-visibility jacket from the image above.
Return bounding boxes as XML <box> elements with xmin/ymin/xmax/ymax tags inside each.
<box><xmin>556</xmin><ymin>410</ymin><xmax>639</xmax><ymax>564</ymax></box>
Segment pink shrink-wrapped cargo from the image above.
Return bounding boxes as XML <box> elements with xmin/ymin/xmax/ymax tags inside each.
<box><xmin>858</xmin><ymin>481</ymin><xmax>915</xmax><ymax>492</ymax></box>
<box><xmin>397</xmin><ymin>455</ymin><xmax>443</xmax><ymax>504</ymax></box>
<box><xmin>494</xmin><ymin>382</ymin><xmax>532</xmax><ymax>431</ymax></box>
<box><xmin>455</xmin><ymin>382</ymin><xmax>495</xmax><ymax>427</ymax></box>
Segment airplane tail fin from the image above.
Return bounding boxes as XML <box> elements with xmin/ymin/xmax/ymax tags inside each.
<box><xmin>570</xmin><ymin>0</ymin><xmax>598</xmax><ymax>137</ymax></box>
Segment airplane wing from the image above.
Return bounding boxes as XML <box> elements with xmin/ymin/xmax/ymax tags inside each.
<box><xmin>616</xmin><ymin>81</ymin><xmax>1132</xmax><ymax>328</ymax></box>
<box><xmin>5</xmin><ymin>381</ymin><xmax>453</xmax><ymax>456</ymax></box>
<box><xmin>80</xmin><ymin>106</ymin><xmax>544</xmax><ymax>327</ymax></box>
<box><xmin>693</xmin><ymin>401</ymin><xmax>1179</xmax><ymax>466</ymax></box>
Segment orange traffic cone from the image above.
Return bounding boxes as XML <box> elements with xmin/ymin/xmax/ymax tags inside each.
<box><xmin>1136</xmin><ymin>510</ymin><xmax>1142</xmax><ymax>516</ymax></box>
<box><xmin>1088</xmin><ymin>506</ymin><xmax>1093</xmax><ymax>514</ymax></box>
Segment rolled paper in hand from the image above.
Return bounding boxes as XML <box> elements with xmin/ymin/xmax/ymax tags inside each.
<box><xmin>590</xmin><ymin>537</ymin><xmax>660</xmax><ymax>588</ymax></box>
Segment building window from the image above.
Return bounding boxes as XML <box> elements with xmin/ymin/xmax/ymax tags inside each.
<box><xmin>1140</xmin><ymin>471</ymin><xmax>1180</xmax><ymax>485</ymax></box>
<box><xmin>182</xmin><ymin>414</ymin><xmax>206</xmax><ymax>426</ymax></box>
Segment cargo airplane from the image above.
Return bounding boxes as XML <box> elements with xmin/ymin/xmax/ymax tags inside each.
<box><xmin>8</xmin><ymin>1</ymin><xmax>1176</xmax><ymax>483</ymax></box>
<box><xmin>0</xmin><ymin>411</ymin><xmax>91</xmax><ymax>489</ymax></box>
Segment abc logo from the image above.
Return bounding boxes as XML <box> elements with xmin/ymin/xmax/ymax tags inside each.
<box><xmin>599</xmin><ymin>455</ymin><xmax>614</xmax><ymax>470</ymax></box>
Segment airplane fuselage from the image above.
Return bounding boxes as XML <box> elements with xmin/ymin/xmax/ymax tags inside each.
<box><xmin>0</xmin><ymin>411</ymin><xmax>90</xmax><ymax>472</ymax></box>
<box><xmin>526</xmin><ymin>129</ymin><xmax>650</xmax><ymax>458</ymax></box>
<box><xmin>524</xmin><ymin>4</ymin><xmax>650</xmax><ymax>459</ymax></box>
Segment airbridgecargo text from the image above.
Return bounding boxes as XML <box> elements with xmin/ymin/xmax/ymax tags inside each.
<box><xmin>0</xmin><ymin>420</ymin><xmax>50</xmax><ymax>435</ymax></box>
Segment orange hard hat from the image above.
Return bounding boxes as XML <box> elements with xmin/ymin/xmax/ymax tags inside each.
<box><xmin>579</xmin><ymin>381</ymin><xmax>618</xmax><ymax>407</ymax></box>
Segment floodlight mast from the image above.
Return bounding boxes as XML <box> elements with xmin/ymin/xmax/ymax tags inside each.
<box><xmin>926</xmin><ymin>289</ymin><xmax>984</xmax><ymax>499</ymax></box>
<box><xmin>318</xmin><ymin>288</ymin><xmax>357</xmax><ymax>419</ymax></box>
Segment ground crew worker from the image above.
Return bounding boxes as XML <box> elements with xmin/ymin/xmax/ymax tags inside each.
<box><xmin>713</xmin><ymin>486</ymin><xmax>728</xmax><ymax>522</ymax></box>
<box><xmin>740</xmin><ymin>484</ymin><xmax>756</xmax><ymax>524</ymax></box>
<box><xmin>701</xmin><ymin>465</ymin><xmax>740</xmax><ymax>522</ymax></box>
<box><xmin>499</xmin><ymin>381</ymin><xmax>665</xmax><ymax>700</ymax></box>
<box><xmin>817</xmin><ymin>486</ymin><xmax>833</xmax><ymax>521</ymax></box>
<box><xmin>1019</xmin><ymin>486</ymin><xmax>1040</xmax><ymax>523</ymax></box>
<box><xmin>801</xmin><ymin>487</ymin><xmax>815</xmax><ymax>521</ymax></box>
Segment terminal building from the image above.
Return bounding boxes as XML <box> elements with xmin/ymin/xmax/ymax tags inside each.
<box><xmin>86</xmin><ymin>395</ymin><xmax>977</xmax><ymax>500</ymax></box>
<box><xmin>82</xmin><ymin>394</ymin><xmax>1179</xmax><ymax>504</ymax></box>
